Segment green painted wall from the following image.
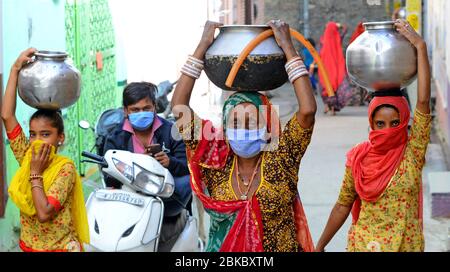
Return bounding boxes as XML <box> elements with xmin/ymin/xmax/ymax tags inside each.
<box><xmin>1</xmin><ymin>0</ymin><xmax>66</xmax><ymax>252</ymax></box>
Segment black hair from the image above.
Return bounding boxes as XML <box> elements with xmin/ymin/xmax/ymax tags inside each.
<box><xmin>371</xmin><ymin>89</ymin><xmax>404</xmax><ymax>97</ymax></box>
<box><xmin>372</xmin><ymin>104</ymin><xmax>400</xmax><ymax>120</ymax></box>
<box><xmin>307</xmin><ymin>38</ymin><xmax>316</xmax><ymax>48</ymax></box>
<box><xmin>30</xmin><ymin>109</ymin><xmax>64</xmax><ymax>134</ymax></box>
<box><xmin>123</xmin><ymin>82</ymin><xmax>157</xmax><ymax>108</ymax></box>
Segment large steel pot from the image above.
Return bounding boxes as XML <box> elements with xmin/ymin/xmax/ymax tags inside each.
<box><xmin>204</xmin><ymin>25</ymin><xmax>288</xmax><ymax>91</ymax></box>
<box><xmin>18</xmin><ymin>51</ymin><xmax>81</xmax><ymax>110</ymax></box>
<box><xmin>346</xmin><ymin>21</ymin><xmax>417</xmax><ymax>91</ymax></box>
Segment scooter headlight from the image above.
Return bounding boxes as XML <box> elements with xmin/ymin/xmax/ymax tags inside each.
<box><xmin>133</xmin><ymin>164</ymin><xmax>165</xmax><ymax>195</ymax></box>
<box><xmin>113</xmin><ymin>158</ymin><xmax>134</xmax><ymax>181</ymax></box>
<box><xmin>113</xmin><ymin>158</ymin><xmax>164</xmax><ymax>195</ymax></box>
<box><xmin>158</xmin><ymin>182</ymin><xmax>175</xmax><ymax>199</ymax></box>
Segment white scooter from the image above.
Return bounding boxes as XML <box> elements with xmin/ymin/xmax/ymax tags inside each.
<box><xmin>81</xmin><ymin>150</ymin><xmax>203</xmax><ymax>252</ymax></box>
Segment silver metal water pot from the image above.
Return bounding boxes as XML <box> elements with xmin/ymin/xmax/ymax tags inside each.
<box><xmin>18</xmin><ymin>51</ymin><xmax>81</xmax><ymax>110</ymax></box>
<box><xmin>346</xmin><ymin>21</ymin><xmax>417</xmax><ymax>91</ymax></box>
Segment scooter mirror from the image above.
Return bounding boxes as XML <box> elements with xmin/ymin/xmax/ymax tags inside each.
<box><xmin>79</xmin><ymin>120</ymin><xmax>91</xmax><ymax>130</ymax></box>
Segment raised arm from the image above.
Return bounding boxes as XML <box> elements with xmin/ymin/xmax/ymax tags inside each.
<box><xmin>267</xmin><ymin>20</ymin><xmax>317</xmax><ymax>129</ymax></box>
<box><xmin>1</xmin><ymin>48</ymin><xmax>37</xmax><ymax>132</ymax></box>
<box><xmin>171</xmin><ymin>21</ymin><xmax>223</xmax><ymax>127</ymax></box>
<box><xmin>395</xmin><ymin>19</ymin><xmax>431</xmax><ymax>114</ymax></box>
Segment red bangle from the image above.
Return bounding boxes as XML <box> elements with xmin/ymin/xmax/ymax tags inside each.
<box><xmin>7</xmin><ymin>124</ymin><xmax>22</xmax><ymax>140</ymax></box>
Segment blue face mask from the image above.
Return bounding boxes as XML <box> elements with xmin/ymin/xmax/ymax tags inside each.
<box><xmin>128</xmin><ymin>111</ymin><xmax>155</xmax><ymax>131</ymax></box>
<box><xmin>226</xmin><ymin>127</ymin><xmax>267</xmax><ymax>159</ymax></box>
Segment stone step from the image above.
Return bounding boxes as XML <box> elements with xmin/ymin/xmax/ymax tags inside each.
<box><xmin>428</xmin><ymin>171</ymin><xmax>450</xmax><ymax>218</ymax></box>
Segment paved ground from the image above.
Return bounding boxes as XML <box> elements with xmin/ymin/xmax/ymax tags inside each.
<box><xmin>272</xmin><ymin>84</ymin><xmax>367</xmax><ymax>252</ymax></box>
<box><xmin>194</xmin><ymin>83</ymin><xmax>450</xmax><ymax>252</ymax></box>
<box><xmin>422</xmin><ymin>143</ymin><xmax>450</xmax><ymax>252</ymax></box>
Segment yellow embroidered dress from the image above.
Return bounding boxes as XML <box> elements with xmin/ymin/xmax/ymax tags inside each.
<box><xmin>7</xmin><ymin>124</ymin><xmax>82</xmax><ymax>252</ymax></box>
<box><xmin>337</xmin><ymin>110</ymin><xmax>432</xmax><ymax>252</ymax></box>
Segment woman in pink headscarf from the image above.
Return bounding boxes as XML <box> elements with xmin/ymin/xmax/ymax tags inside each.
<box><xmin>318</xmin><ymin>22</ymin><xmax>354</xmax><ymax>115</ymax></box>
<box><xmin>316</xmin><ymin>19</ymin><xmax>432</xmax><ymax>252</ymax></box>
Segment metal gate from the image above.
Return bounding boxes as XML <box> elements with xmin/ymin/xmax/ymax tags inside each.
<box><xmin>64</xmin><ymin>0</ymin><xmax>119</xmax><ymax>175</ymax></box>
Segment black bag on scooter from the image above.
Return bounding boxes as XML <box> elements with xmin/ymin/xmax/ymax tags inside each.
<box><xmin>95</xmin><ymin>108</ymin><xmax>125</xmax><ymax>156</ymax></box>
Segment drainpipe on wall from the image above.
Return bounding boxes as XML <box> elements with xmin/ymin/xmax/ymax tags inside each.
<box><xmin>0</xmin><ymin>0</ymin><xmax>5</xmax><ymax>218</ymax></box>
<box><xmin>0</xmin><ymin>73</ymin><xmax>4</xmax><ymax>218</ymax></box>
<box><xmin>303</xmin><ymin>0</ymin><xmax>309</xmax><ymax>38</ymax></box>
<box><xmin>405</xmin><ymin>0</ymin><xmax>423</xmax><ymax>112</ymax></box>
<box><xmin>245</xmin><ymin>0</ymin><xmax>252</xmax><ymax>25</ymax></box>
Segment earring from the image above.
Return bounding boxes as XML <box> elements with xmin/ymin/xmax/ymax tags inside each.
<box><xmin>58</xmin><ymin>142</ymin><xmax>63</xmax><ymax>146</ymax></box>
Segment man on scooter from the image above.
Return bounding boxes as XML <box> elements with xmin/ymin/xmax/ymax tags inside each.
<box><xmin>103</xmin><ymin>82</ymin><xmax>191</xmax><ymax>251</ymax></box>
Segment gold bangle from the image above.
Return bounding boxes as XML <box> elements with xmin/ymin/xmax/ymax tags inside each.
<box><xmin>29</xmin><ymin>177</ymin><xmax>43</xmax><ymax>183</ymax></box>
<box><xmin>31</xmin><ymin>184</ymin><xmax>44</xmax><ymax>190</ymax></box>
<box><xmin>30</xmin><ymin>174</ymin><xmax>43</xmax><ymax>179</ymax></box>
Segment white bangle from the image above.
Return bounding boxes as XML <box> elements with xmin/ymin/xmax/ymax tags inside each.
<box><xmin>187</xmin><ymin>59</ymin><xmax>204</xmax><ymax>70</ymax></box>
<box><xmin>286</xmin><ymin>56</ymin><xmax>309</xmax><ymax>84</ymax></box>
<box><xmin>183</xmin><ymin>63</ymin><xmax>202</xmax><ymax>75</ymax></box>
<box><xmin>285</xmin><ymin>56</ymin><xmax>303</xmax><ymax>68</ymax></box>
<box><xmin>188</xmin><ymin>55</ymin><xmax>205</xmax><ymax>65</ymax></box>
<box><xmin>286</xmin><ymin>59</ymin><xmax>306</xmax><ymax>71</ymax></box>
<box><xmin>289</xmin><ymin>67</ymin><xmax>308</xmax><ymax>77</ymax></box>
<box><xmin>188</xmin><ymin>56</ymin><xmax>205</xmax><ymax>66</ymax></box>
<box><xmin>181</xmin><ymin>55</ymin><xmax>204</xmax><ymax>79</ymax></box>
<box><xmin>286</xmin><ymin>62</ymin><xmax>307</xmax><ymax>74</ymax></box>
<box><xmin>289</xmin><ymin>69</ymin><xmax>309</xmax><ymax>84</ymax></box>
<box><xmin>181</xmin><ymin>69</ymin><xmax>201</xmax><ymax>79</ymax></box>
<box><xmin>181</xmin><ymin>65</ymin><xmax>201</xmax><ymax>79</ymax></box>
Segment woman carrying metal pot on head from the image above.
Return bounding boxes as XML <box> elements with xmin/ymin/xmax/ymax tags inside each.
<box><xmin>171</xmin><ymin>20</ymin><xmax>317</xmax><ymax>252</ymax></box>
<box><xmin>316</xmin><ymin>19</ymin><xmax>432</xmax><ymax>252</ymax></box>
<box><xmin>318</xmin><ymin>22</ymin><xmax>354</xmax><ymax>116</ymax></box>
<box><xmin>1</xmin><ymin>48</ymin><xmax>89</xmax><ymax>252</ymax></box>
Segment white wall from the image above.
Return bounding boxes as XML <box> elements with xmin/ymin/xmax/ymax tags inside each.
<box><xmin>2</xmin><ymin>0</ymin><xmax>66</xmax><ymax>127</ymax></box>
<box><xmin>426</xmin><ymin>0</ymin><xmax>449</xmax><ymax>108</ymax></box>
<box><xmin>446</xmin><ymin>2</ymin><xmax>450</xmax><ymax>82</ymax></box>
<box><xmin>108</xmin><ymin>0</ymin><xmax>226</xmax><ymax>125</ymax></box>
<box><xmin>109</xmin><ymin>0</ymin><xmax>206</xmax><ymax>83</ymax></box>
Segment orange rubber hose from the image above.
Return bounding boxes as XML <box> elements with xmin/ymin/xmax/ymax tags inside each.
<box><xmin>225</xmin><ymin>28</ymin><xmax>334</xmax><ymax>97</ymax></box>
<box><xmin>224</xmin><ymin>29</ymin><xmax>274</xmax><ymax>89</ymax></box>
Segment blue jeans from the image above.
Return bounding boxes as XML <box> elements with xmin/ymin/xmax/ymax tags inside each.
<box><xmin>163</xmin><ymin>175</ymin><xmax>192</xmax><ymax>217</ymax></box>
<box><xmin>310</xmin><ymin>75</ymin><xmax>317</xmax><ymax>90</ymax></box>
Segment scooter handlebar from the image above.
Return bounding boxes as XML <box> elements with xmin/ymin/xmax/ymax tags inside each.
<box><xmin>81</xmin><ymin>151</ymin><xmax>105</xmax><ymax>163</ymax></box>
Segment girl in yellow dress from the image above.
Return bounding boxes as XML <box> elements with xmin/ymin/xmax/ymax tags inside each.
<box><xmin>1</xmin><ymin>48</ymin><xmax>89</xmax><ymax>252</ymax></box>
